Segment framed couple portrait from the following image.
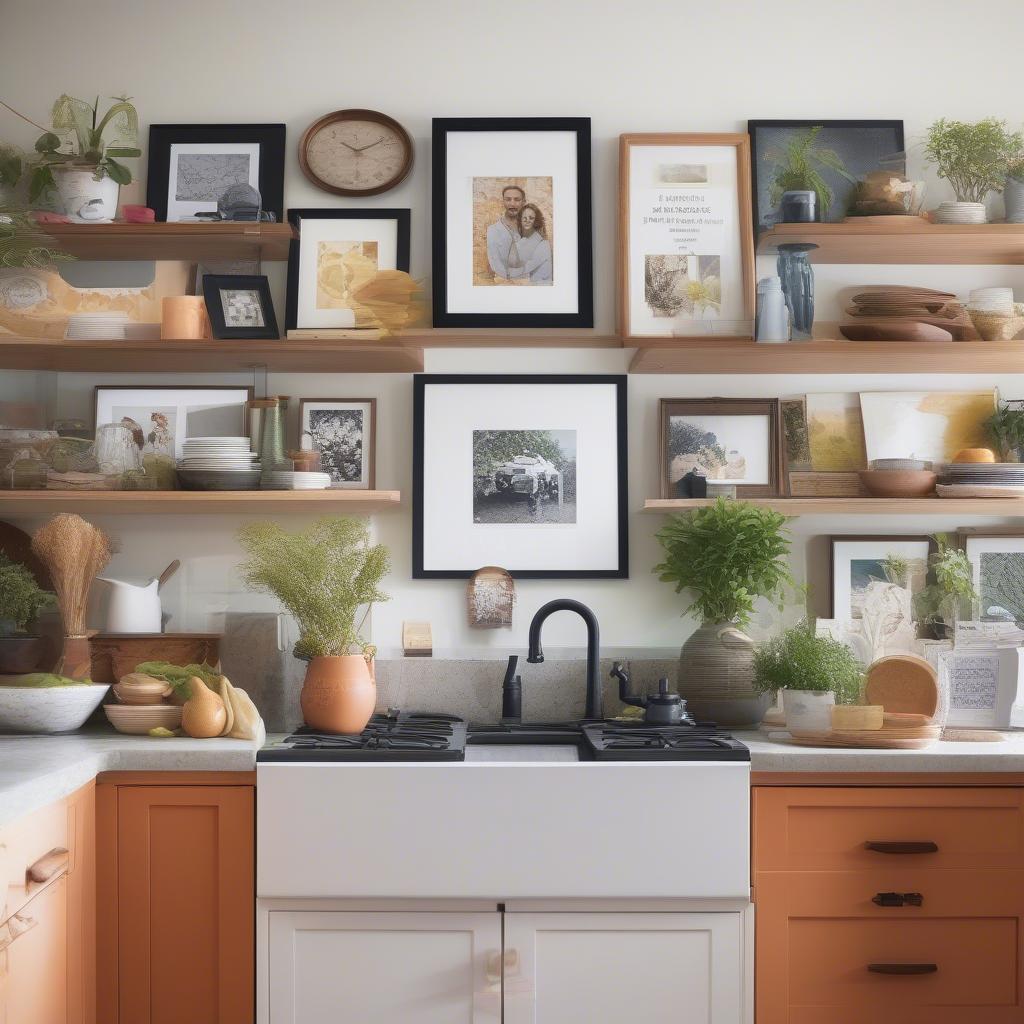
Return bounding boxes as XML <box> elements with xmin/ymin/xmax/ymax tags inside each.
<box><xmin>432</xmin><ymin>117</ymin><xmax>593</xmax><ymax>329</ymax></box>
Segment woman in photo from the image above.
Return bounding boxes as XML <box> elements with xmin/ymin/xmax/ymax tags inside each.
<box><xmin>512</xmin><ymin>203</ymin><xmax>553</xmax><ymax>284</ymax></box>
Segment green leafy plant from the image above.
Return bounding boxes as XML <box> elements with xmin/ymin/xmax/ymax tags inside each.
<box><xmin>984</xmin><ymin>403</ymin><xmax>1024</xmax><ymax>462</ymax></box>
<box><xmin>0</xmin><ymin>201</ymin><xmax>73</xmax><ymax>268</ymax></box>
<box><xmin>915</xmin><ymin>535</ymin><xmax>978</xmax><ymax>637</ymax></box>
<box><xmin>751</xmin><ymin>622</ymin><xmax>862</xmax><ymax>703</ymax></box>
<box><xmin>653</xmin><ymin>499</ymin><xmax>797</xmax><ymax>627</ymax></box>
<box><xmin>0</xmin><ymin>553</ymin><xmax>54</xmax><ymax>633</ymax></box>
<box><xmin>924</xmin><ymin>118</ymin><xmax>1024</xmax><ymax>203</ymax></box>
<box><xmin>1007</xmin><ymin>155</ymin><xmax>1024</xmax><ymax>183</ymax></box>
<box><xmin>881</xmin><ymin>553</ymin><xmax>910</xmax><ymax>587</ymax></box>
<box><xmin>765</xmin><ymin>126</ymin><xmax>857</xmax><ymax>218</ymax></box>
<box><xmin>237</xmin><ymin>517</ymin><xmax>390</xmax><ymax>661</ymax></box>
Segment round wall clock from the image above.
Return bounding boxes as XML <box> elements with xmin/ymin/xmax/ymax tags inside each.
<box><xmin>299</xmin><ymin>109</ymin><xmax>414</xmax><ymax>197</ymax></box>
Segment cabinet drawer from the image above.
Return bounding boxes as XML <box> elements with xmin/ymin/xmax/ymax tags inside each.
<box><xmin>754</xmin><ymin>786</ymin><xmax>1024</xmax><ymax>871</ymax></box>
<box><xmin>0</xmin><ymin>796</ymin><xmax>72</xmax><ymax>928</ymax></box>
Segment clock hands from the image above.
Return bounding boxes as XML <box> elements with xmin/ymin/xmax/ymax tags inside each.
<box><xmin>351</xmin><ymin>136</ymin><xmax>386</xmax><ymax>153</ymax></box>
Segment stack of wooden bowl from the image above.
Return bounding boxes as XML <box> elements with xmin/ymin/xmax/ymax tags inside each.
<box><xmin>840</xmin><ymin>286</ymin><xmax>975</xmax><ymax>342</ymax></box>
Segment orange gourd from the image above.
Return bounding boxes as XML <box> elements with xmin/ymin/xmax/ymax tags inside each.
<box><xmin>180</xmin><ymin>675</ymin><xmax>227</xmax><ymax>738</ymax></box>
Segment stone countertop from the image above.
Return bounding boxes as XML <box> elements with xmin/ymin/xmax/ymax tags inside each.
<box><xmin>736</xmin><ymin>730</ymin><xmax>1024</xmax><ymax>773</ymax></box>
<box><xmin>0</xmin><ymin>728</ymin><xmax>260</xmax><ymax>829</ymax></box>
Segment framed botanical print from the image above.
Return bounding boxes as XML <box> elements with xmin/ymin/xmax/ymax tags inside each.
<box><xmin>300</xmin><ymin>398</ymin><xmax>376</xmax><ymax>490</ymax></box>
<box><xmin>94</xmin><ymin>385</ymin><xmax>253</xmax><ymax>462</ymax></box>
<box><xmin>414</xmin><ymin>374</ymin><xmax>627</xmax><ymax>579</ymax></box>
<box><xmin>619</xmin><ymin>133</ymin><xmax>755</xmax><ymax>340</ymax></box>
<box><xmin>285</xmin><ymin>208</ymin><xmax>410</xmax><ymax>332</ymax></box>
<box><xmin>146</xmin><ymin>124</ymin><xmax>286</xmax><ymax>222</ymax></box>
<box><xmin>829</xmin><ymin>535</ymin><xmax>934</xmax><ymax>620</ymax></box>
<box><xmin>202</xmin><ymin>274</ymin><xmax>279</xmax><ymax>340</ymax></box>
<box><xmin>431</xmin><ymin>117</ymin><xmax>593</xmax><ymax>328</ymax></box>
<box><xmin>659</xmin><ymin>398</ymin><xmax>781</xmax><ymax>498</ymax></box>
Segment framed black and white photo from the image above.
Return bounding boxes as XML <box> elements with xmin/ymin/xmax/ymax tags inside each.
<box><xmin>414</xmin><ymin>375</ymin><xmax>626</xmax><ymax>578</ymax></box>
<box><xmin>432</xmin><ymin>117</ymin><xmax>593</xmax><ymax>328</ymax></box>
<box><xmin>202</xmin><ymin>274</ymin><xmax>278</xmax><ymax>340</ymax></box>
<box><xmin>146</xmin><ymin>124</ymin><xmax>286</xmax><ymax>222</ymax></box>
<box><xmin>299</xmin><ymin>398</ymin><xmax>376</xmax><ymax>490</ymax></box>
<box><xmin>285</xmin><ymin>208</ymin><xmax>410</xmax><ymax>332</ymax></box>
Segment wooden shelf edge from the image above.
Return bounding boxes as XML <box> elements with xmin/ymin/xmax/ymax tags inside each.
<box><xmin>643</xmin><ymin>497</ymin><xmax>1024</xmax><ymax>516</ymax></box>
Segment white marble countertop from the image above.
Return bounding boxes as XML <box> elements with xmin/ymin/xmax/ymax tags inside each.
<box><xmin>0</xmin><ymin>728</ymin><xmax>260</xmax><ymax>829</ymax></box>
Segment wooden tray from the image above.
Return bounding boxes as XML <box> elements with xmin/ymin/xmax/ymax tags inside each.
<box><xmin>769</xmin><ymin>726</ymin><xmax>941</xmax><ymax>750</ymax></box>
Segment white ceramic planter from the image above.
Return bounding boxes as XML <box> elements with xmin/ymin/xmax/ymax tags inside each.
<box><xmin>782</xmin><ymin>688</ymin><xmax>836</xmax><ymax>735</ymax></box>
<box><xmin>53</xmin><ymin>166</ymin><xmax>119</xmax><ymax>222</ymax></box>
<box><xmin>933</xmin><ymin>201</ymin><xmax>987</xmax><ymax>225</ymax></box>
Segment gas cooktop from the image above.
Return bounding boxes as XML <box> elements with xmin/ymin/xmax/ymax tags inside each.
<box><xmin>259</xmin><ymin>712</ymin><xmax>749</xmax><ymax>763</ymax></box>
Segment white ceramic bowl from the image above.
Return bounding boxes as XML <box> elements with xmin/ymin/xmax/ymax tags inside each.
<box><xmin>104</xmin><ymin>704</ymin><xmax>182</xmax><ymax>735</ymax></box>
<box><xmin>0</xmin><ymin>684</ymin><xmax>109</xmax><ymax>734</ymax></box>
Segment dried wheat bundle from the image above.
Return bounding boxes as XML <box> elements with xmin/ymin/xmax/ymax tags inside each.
<box><xmin>350</xmin><ymin>270</ymin><xmax>428</xmax><ymax>336</ymax></box>
<box><xmin>31</xmin><ymin>513</ymin><xmax>111</xmax><ymax>636</ymax></box>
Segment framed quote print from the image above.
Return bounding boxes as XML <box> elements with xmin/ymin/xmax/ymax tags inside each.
<box><xmin>285</xmin><ymin>208</ymin><xmax>411</xmax><ymax>333</ymax></box>
<box><xmin>414</xmin><ymin>374</ymin><xmax>627</xmax><ymax>579</ymax></box>
<box><xmin>432</xmin><ymin>117</ymin><xmax>593</xmax><ymax>329</ymax></box>
<box><xmin>619</xmin><ymin>133</ymin><xmax>755</xmax><ymax>341</ymax></box>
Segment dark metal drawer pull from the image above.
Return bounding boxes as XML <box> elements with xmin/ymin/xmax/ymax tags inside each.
<box><xmin>868</xmin><ymin>963</ymin><xmax>938</xmax><ymax>975</ymax></box>
<box><xmin>865</xmin><ymin>841</ymin><xmax>939</xmax><ymax>855</ymax></box>
<box><xmin>872</xmin><ymin>891</ymin><xmax>924</xmax><ymax>907</ymax></box>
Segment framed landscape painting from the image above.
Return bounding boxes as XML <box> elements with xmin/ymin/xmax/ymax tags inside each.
<box><xmin>413</xmin><ymin>374</ymin><xmax>626</xmax><ymax>578</ymax></box>
<box><xmin>432</xmin><ymin>117</ymin><xmax>593</xmax><ymax>328</ymax></box>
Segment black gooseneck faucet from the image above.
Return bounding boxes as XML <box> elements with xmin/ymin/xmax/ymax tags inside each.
<box><xmin>526</xmin><ymin>599</ymin><xmax>603</xmax><ymax>721</ymax></box>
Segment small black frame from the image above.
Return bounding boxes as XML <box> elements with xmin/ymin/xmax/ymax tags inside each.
<box><xmin>146</xmin><ymin>123</ymin><xmax>286</xmax><ymax>222</ymax></box>
<box><xmin>284</xmin><ymin>208</ymin><xmax>411</xmax><ymax>332</ymax></box>
<box><xmin>202</xmin><ymin>274</ymin><xmax>279</xmax><ymax>340</ymax></box>
<box><xmin>413</xmin><ymin>373</ymin><xmax>628</xmax><ymax>579</ymax></box>
<box><xmin>431</xmin><ymin>117</ymin><xmax>593</xmax><ymax>329</ymax></box>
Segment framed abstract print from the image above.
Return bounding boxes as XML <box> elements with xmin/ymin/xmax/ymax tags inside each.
<box><xmin>431</xmin><ymin>117</ymin><xmax>593</xmax><ymax>328</ymax></box>
<box><xmin>414</xmin><ymin>374</ymin><xmax>627</xmax><ymax>579</ymax></box>
<box><xmin>619</xmin><ymin>133</ymin><xmax>755</xmax><ymax>340</ymax></box>
<box><xmin>958</xmin><ymin>529</ymin><xmax>1024</xmax><ymax>625</ymax></box>
<box><xmin>285</xmin><ymin>208</ymin><xmax>410</xmax><ymax>332</ymax></box>
<box><xmin>146</xmin><ymin>124</ymin><xmax>286</xmax><ymax>222</ymax></box>
<box><xmin>299</xmin><ymin>398</ymin><xmax>376</xmax><ymax>490</ymax></box>
<box><xmin>202</xmin><ymin>274</ymin><xmax>278</xmax><ymax>340</ymax></box>
<box><xmin>659</xmin><ymin>398</ymin><xmax>781</xmax><ymax>498</ymax></box>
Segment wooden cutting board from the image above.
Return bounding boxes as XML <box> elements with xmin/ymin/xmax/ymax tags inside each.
<box><xmin>769</xmin><ymin>728</ymin><xmax>940</xmax><ymax>750</ymax></box>
<box><xmin>865</xmin><ymin>655</ymin><xmax>939</xmax><ymax>718</ymax></box>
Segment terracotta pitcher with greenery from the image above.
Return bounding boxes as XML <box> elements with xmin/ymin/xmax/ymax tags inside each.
<box><xmin>238</xmin><ymin>517</ymin><xmax>390</xmax><ymax>734</ymax></box>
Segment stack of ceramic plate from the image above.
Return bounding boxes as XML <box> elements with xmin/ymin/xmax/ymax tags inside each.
<box><xmin>64</xmin><ymin>311</ymin><xmax>130</xmax><ymax>340</ymax></box>
<box><xmin>937</xmin><ymin>462</ymin><xmax>1024</xmax><ymax>498</ymax></box>
<box><xmin>261</xmin><ymin>470</ymin><xmax>332</xmax><ymax>490</ymax></box>
<box><xmin>178</xmin><ymin>437</ymin><xmax>260</xmax><ymax>490</ymax></box>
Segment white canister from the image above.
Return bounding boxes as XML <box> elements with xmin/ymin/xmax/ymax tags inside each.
<box><xmin>782</xmin><ymin>688</ymin><xmax>836</xmax><ymax>735</ymax></box>
<box><xmin>98</xmin><ymin>576</ymin><xmax>162</xmax><ymax>634</ymax></box>
<box><xmin>755</xmin><ymin>276</ymin><xmax>791</xmax><ymax>343</ymax></box>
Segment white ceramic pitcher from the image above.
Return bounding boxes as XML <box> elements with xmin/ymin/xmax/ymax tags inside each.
<box><xmin>98</xmin><ymin>576</ymin><xmax>162</xmax><ymax>634</ymax></box>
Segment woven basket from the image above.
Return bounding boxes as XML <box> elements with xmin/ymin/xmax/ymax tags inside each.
<box><xmin>968</xmin><ymin>304</ymin><xmax>1024</xmax><ymax>341</ymax></box>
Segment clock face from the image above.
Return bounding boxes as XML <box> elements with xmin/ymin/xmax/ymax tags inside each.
<box><xmin>302</xmin><ymin>114</ymin><xmax>412</xmax><ymax>195</ymax></box>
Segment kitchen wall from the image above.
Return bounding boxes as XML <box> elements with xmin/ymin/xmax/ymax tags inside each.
<box><xmin>4</xmin><ymin>0</ymin><xmax>1024</xmax><ymax>661</ymax></box>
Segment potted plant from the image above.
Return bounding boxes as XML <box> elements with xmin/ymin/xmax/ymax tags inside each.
<box><xmin>924</xmin><ymin>118</ymin><xmax>1023</xmax><ymax>224</ymax></box>
<box><xmin>0</xmin><ymin>553</ymin><xmax>54</xmax><ymax>673</ymax></box>
<box><xmin>914</xmin><ymin>535</ymin><xmax>978</xmax><ymax>639</ymax></box>
<box><xmin>752</xmin><ymin>622</ymin><xmax>862</xmax><ymax>734</ymax></box>
<box><xmin>1006</xmin><ymin>156</ymin><xmax>1024</xmax><ymax>223</ymax></box>
<box><xmin>238</xmin><ymin>517</ymin><xmax>390</xmax><ymax>733</ymax></box>
<box><xmin>653</xmin><ymin>498</ymin><xmax>797</xmax><ymax>726</ymax></box>
<box><xmin>765</xmin><ymin>126</ymin><xmax>857</xmax><ymax>223</ymax></box>
<box><xmin>985</xmin><ymin>402</ymin><xmax>1024</xmax><ymax>462</ymax></box>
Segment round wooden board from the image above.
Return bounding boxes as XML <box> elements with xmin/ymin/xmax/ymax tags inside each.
<box><xmin>865</xmin><ymin>654</ymin><xmax>939</xmax><ymax>718</ymax></box>
<box><xmin>769</xmin><ymin>729</ymin><xmax>939</xmax><ymax>750</ymax></box>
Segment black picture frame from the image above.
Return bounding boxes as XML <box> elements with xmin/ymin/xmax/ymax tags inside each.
<box><xmin>146</xmin><ymin>123</ymin><xmax>286</xmax><ymax>222</ymax></box>
<box><xmin>431</xmin><ymin>117</ymin><xmax>593</xmax><ymax>329</ymax></box>
<box><xmin>747</xmin><ymin>119</ymin><xmax>905</xmax><ymax>234</ymax></box>
<box><xmin>284</xmin><ymin>208</ymin><xmax>411</xmax><ymax>332</ymax></box>
<box><xmin>202</xmin><ymin>274</ymin><xmax>279</xmax><ymax>340</ymax></box>
<box><xmin>413</xmin><ymin>374</ymin><xmax>627</xmax><ymax>580</ymax></box>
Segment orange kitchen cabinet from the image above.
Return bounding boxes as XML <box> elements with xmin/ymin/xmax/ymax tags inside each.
<box><xmin>96</xmin><ymin>775</ymin><xmax>254</xmax><ymax>1024</ymax></box>
<box><xmin>753</xmin><ymin>784</ymin><xmax>1024</xmax><ymax>1024</ymax></box>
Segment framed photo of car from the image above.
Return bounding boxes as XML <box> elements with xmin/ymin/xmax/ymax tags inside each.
<box><xmin>413</xmin><ymin>374</ymin><xmax>627</xmax><ymax>579</ymax></box>
<box><xmin>431</xmin><ymin>117</ymin><xmax>593</xmax><ymax>329</ymax></box>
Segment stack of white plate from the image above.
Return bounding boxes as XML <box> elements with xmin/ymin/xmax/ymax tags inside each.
<box><xmin>937</xmin><ymin>461</ymin><xmax>1024</xmax><ymax>498</ymax></box>
<box><xmin>178</xmin><ymin>437</ymin><xmax>260</xmax><ymax>490</ymax></box>
<box><xmin>65</xmin><ymin>311</ymin><xmax>130</xmax><ymax>340</ymax></box>
<box><xmin>262</xmin><ymin>470</ymin><xmax>332</xmax><ymax>490</ymax></box>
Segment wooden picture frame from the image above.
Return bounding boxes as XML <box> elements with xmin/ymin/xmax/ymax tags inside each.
<box><xmin>659</xmin><ymin>397</ymin><xmax>781</xmax><ymax>498</ymax></box>
<box><xmin>619</xmin><ymin>133</ymin><xmax>755</xmax><ymax>342</ymax></box>
<box><xmin>299</xmin><ymin>398</ymin><xmax>377</xmax><ymax>490</ymax></box>
<box><xmin>202</xmin><ymin>274</ymin><xmax>279</xmax><ymax>340</ymax></box>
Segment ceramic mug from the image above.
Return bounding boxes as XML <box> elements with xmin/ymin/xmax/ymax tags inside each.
<box><xmin>161</xmin><ymin>296</ymin><xmax>210</xmax><ymax>340</ymax></box>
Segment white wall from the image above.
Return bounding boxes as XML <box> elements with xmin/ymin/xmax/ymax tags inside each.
<box><xmin>5</xmin><ymin>0</ymin><xmax>1024</xmax><ymax>655</ymax></box>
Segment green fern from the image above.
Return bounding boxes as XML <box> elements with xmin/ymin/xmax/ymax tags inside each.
<box><xmin>765</xmin><ymin>126</ymin><xmax>858</xmax><ymax>218</ymax></box>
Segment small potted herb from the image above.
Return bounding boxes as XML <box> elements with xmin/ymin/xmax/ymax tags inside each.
<box><xmin>752</xmin><ymin>622</ymin><xmax>862</xmax><ymax>734</ymax></box>
<box><xmin>914</xmin><ymin>535</ymin><xmax>978</xmax><ymax>639</ymax></box>
<box><xmin>924</xmin><ymin>118</ymin><xmax>1023</xmax><ymax>224</ymax></box>
<box><xmin>0</xmin><ymin>554</ymin><xmax>54</xmax><ymax>673</ymax></box>
<box><xmin>984</xmin><ymin>402</ymin><xmax>1024</xmax><ymax>462</ymax></box>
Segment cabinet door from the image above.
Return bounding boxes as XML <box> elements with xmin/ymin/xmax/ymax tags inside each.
<box><xmin>267</xmin><ymin>911</ymin><xmax>502</xmax><ymax>1024</ymax></box>
<box><xmin>115</xmin><ymin>786</ymin><xmax>253</xmax><ymax>1024</ymax></box>
<box><xmin>503</xmin><ymin>912</ymin><xmax>744</xmax><ymax>1024</ymax></box>
<box><xmin>4</xmin><ymin>876</ymin><xmax>68</xmax><ymax>1024</ymax></box>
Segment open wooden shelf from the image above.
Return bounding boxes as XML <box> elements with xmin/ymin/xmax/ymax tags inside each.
<box><xmin>0</xmin><ymin>489</ymin><xmax>402</xmax><ymax>515</ymax></box>
<box><xmin>757</xmin><ymin>221</ymin><xmax>1024</xmax><ymax>265</ymax></box>
<box><xmin>643</xmin><ymin>497</ymin><xmax>1024</xmax><ymax>516</ymax></box>
<box><xmin>0</xmin><ymin>336</ymin><xmax>424</xmax><ymax>373</ymax></box>
<box><xmin>628</xmin><ymin>337</ymin><xmax>1024</xmax><ymax>374</ymax></box>
<box><xmin>400</xmin><ymin>329</ymin><xmax>622</xmax><ymax>348</ymax></box>
<box><xmin>40</xmin><ymin>221</ymin><xmax>295</xmax><ymax>261</ymax></box>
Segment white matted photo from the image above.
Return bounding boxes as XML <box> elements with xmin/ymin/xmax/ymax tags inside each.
<box><xmin>300</xmin><ymin>399</ymin><xmax>376</xmax><ymax>489</ymax></box>
<box><xmin>167</xmin><ymin>142</ymin><xmax>260</xmax><ymax>221</ymax></box>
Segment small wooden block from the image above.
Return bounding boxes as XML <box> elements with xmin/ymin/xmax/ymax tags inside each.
<box><xmin>403</xmin><ymin>621</ymin><xmax>432</xmax><ymax>658</ymax></box>
<box><xmin>789</xmin><ymin>472</ymin><xmax>869</xmax><ymax>497</ymax></box>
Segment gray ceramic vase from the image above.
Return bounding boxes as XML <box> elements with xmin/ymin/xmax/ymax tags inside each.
<box><xmin>1005</xmin><ymin>177</ymin><xmax>1024</xmax><ymax>224</ymax></box>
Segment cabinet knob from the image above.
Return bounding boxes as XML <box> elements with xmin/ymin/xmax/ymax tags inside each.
<box><xmin>868</xmin><ymin>963</ymin><xmax>937</xmax><ymax>975</ymax></box>
<box><xmin>872</xmin><ymin>892</ymin><xmax>924</xmax><ymax>907</ymax></box>
<box><xmin>865</xmin><ymin>841</ymin><xmax>938</xmax><ymax>855</ymax></box>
